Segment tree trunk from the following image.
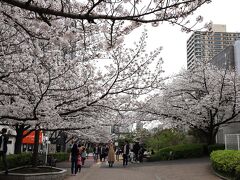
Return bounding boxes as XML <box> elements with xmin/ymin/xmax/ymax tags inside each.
<box><xmin>207</xmin><ymin>128</ymin><xmax>218</xmax><ymax>145</ymax></box>
<box><xmin>14</xmin><ymin>124</ymin><xmax>24</xmax><ymax>154</ymax></box>
<box><xmin>61</xmin><ymin>133</ymin><xmax>67</xmax><ymax>152</ymax></box>
<box><xmin>32</xmin><ymin>127</ymin><xmax>40</xmax><ymax>167</ymax></box>
<box><xmin>207</xmin><ymin>135</ymin><xmax>215</xmax><ymax>145</ymax></box>
<box><xmin>14</xmin><ymin>124</ymin><xmax>32</xmax><ymax>154</ymax></box>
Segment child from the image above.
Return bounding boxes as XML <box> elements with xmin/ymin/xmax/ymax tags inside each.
<box><xmin>81</xmin><ymin>147</ymin><xmax>87</xmax><ymax>166</ymax></box>
<box><xmin>77</xmin><ymin>153</ymin><xmax>82</xmax><ymax>172</ymax></box>
<box><xmin>129</xmin><ymin>150</ymin><xmax>134</xmax><ymax>163</ymax></box>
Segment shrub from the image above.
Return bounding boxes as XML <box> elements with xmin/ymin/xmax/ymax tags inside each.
<box><xmin>210</xmin><ymin>150</ymin><xmax>240</xmax><ymax>179</ymax></box>
<box><xmin>145</xmin><ymin>129</ymin><xmax>187</xmax><ymax>151</ymax></box>
<box><xmin>149</xmin><ymin>144</ymin><xmax>204</xmax><ymax>161</ymax></box>
<box><xmin>0</xmin><ymin>153</ymin><xmax>32</xmax><ymax>170</ymax></box>
<box><xmin>50</xmin><ymin>152</ymin><xmax>69</xmax><ymax>162</ymax></box>
<box><xmin>207</xmin><ymin>144</ymin><xmax>225</xmax><ymax>154</ymax></box>
<box><xmin>235</xmin><ymin>165</ymin><xmax>240</xmax><ymax>180</ymax></box>
<box><xmin>0</xmin><ymin>152</ymin><xmax>69</xmax><ymax>171</ymax></box>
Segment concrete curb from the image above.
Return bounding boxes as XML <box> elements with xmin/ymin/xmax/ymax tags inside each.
<box><xmin>0</xmin><ymin>166</ymin><xmax>67</xmax><ymax>180</ymax></box>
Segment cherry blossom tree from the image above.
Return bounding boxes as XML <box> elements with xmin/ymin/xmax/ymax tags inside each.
<box><xmin>0</xmin><ymin>0</ymin><xmax>213</xmax><ymax>167</ymax></box>
<box><xmin>141</xmin><ymin>63</ymin><xmax>240</xmax><ymax>145</ymax></box>
<box><xmin>0</xmin><ymin>29</ymin><xmax>164</xmax><ymax>158</ymax></box>
<box><xmin>1</xmin><ymin>0</ymin><xmax>213</xmax><ymax>44</ymax></box>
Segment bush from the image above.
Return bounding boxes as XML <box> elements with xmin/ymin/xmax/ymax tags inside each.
<box><xmin>0</xmin><ymin>152</ymin><xmax>69</xmax><ymax>171</ymax></box>
<box><xmin>149</xmin><ymin>144</ymin><xmax>204</xmax><ymax>161</ymax></box>
<box><xmin>207</xmin><ymin>144</ymin><xmax>225</xmax><ymax>154</ymax></box>
<box><xmin>235</xmin><ymin>165</ymin><xmax>240</xmax><ymax>180</ymax></box>
<box><xmin>50</xmin><ymin>152</ymin><xmax>69</xmax><ymax>162</ymax></box>
<box><xmin>210</xmin><ymin>150</ymin><xmax>240</xmax><ymax>179</ymax></box>
<box><xmin>145</xmin><ymin>129</ymin><xmax>187</xmax><ymax>151</ymax></box>
<box><xmin>0</xmin><ymin>153</ymin><xmax>32</xmax><ymax>170</ymax></box>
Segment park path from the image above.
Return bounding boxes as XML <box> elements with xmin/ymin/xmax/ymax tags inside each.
<box><xmin>57</xmin><ymin>157</ymin><xmax>220</xmax><ymax>180</ymax></box>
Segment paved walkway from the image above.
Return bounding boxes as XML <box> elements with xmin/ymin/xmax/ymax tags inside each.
<box><xmin>57</xmin><ymin>157</ymin><xmax>220</xmax><ymax>180</ymax></box>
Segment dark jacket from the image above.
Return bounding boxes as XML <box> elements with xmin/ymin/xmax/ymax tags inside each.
<box><xmin>133</xmin><ymin>143</ymin><xmax>140</xmax><ymax>154</ymax></box>
<box><xmin>93</xmin><ymin>146</ymin><xmax>100</xmax><ymax>154</ymax></box>
<box><xmin>122</xmin><ymin>144</ymin><xmax>130</xmax><ymax>155</ymax></box>
<box><xmin>0</xmin><ymin>134</ymin><xmax>9</xmax><ymax>153</ymax></box>
<box><xmin>71</xmin><ymin>144</ymin><xmax>79</xmax><ymax>161</ymax></box>
<box><xmin>100</xmin><ymin>146</ymin><xmax>106</xmax><ymax>155</ymax></box>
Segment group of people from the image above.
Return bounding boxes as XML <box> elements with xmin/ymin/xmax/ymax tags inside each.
<box><xmin>93</xmin><ymin>144</ymin><xmax>108</xmax><ymax>162</ymax></box>
<box><xmin>70</xmin><ymin>143</ymin><xmax>87</xmax><ymax>175</ymax></box>
<box><xmin>93</xmin><ymin>140</ymin><xmax>144</xmax><ymax>167</ymax></box>
<box><xmin>70</xmin><ymin>140</ymin><xmax>146</xmax><ymax>173</ymax></box>
<box><xmin>121</xmin><ymin>141</ymin><xmax>145</xmax><ymax>166</ymax></box>
<box><xmin>93</xmin><ymin>142</ymin><xmax>115</xmax><ymax>167</ymax></box>
<box><xmin>131</xmin><ymin>141</ymin><xmax>145</xmax><ymax>163</ymax></box>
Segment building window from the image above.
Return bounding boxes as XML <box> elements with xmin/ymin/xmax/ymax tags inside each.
<box><xmin>214</xmin><ymin>37</ymin><xmax>221</xmax><ymax>40</ymax></box>
<box><xmin>214</xmin><ymin>32</ymin><xmax>221</xmax><ymax>36</ymax></box>
<box><xmin>214</xmin><ymin>41</ymin><xmax>222</xmax><ymax>44</ymax></box>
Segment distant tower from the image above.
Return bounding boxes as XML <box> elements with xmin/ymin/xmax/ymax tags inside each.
<box><xmin>187</xmin><ymin>24</ymin><xmax>240</xmax><ymax>70</ymax></box>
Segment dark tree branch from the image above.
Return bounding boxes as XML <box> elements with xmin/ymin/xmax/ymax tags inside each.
<box><xmin>2</xmin><ymin>0</ymin><xmax>208</xmax><ymax>24</ymax></box>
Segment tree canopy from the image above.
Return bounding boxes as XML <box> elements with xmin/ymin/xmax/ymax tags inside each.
<box><xmin>141</xmin><ymin>64</ymin><xmax>240</xmax><ymax>144</ymax></box>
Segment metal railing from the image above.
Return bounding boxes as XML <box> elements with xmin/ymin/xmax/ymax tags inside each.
<box><xmin>224</xmin><ymin>134</ymin><xmax>240</xmax><ymax>150</ymax></box>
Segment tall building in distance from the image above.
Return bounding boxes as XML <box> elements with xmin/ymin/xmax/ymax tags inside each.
<box><xmin>187</xmin><ymin>24</ymin><xmax>240</xmax><ymax>70</ymax></box>
<box><xmin>210</xmin><ymin>40</ymin><xmax>240</xmax><ymax>73</ymax></box>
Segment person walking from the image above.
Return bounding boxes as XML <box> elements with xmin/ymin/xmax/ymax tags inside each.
<box><xmin>122</xmin><ymin>140</ymin><xmax>129</xmax><ymax>167</ymax></box>
<box><xmin>104</xmin><ymin>144</ymin><xmax>109</xmax><ymax>161</ymax></box>
<box><xmin>70</xmin><ymin>143</ymin><xmax>79</xmax><ymax>175</ymax></box>
<box><xmin>138</xmin><ymin>145</ymin><xmax>146</xmax><ymax>163</ymax></box>
<box><xmin>81</xmin><ymin>147</ymin><xmax>87</xmax><ymax>166</ymax></box>
<box><xmin>133</xmin><ymin>142</ymin><xmax>140</xmax><ymax>163</ymax></box>
<box><xmin>0</xmin><ymin>128</ymin><xmax>9</xmax><ymax>175</ymax></box>
<box><xmin>93</xmin><ymin>144</ymin><xmax>100</xmax><ymax>162</ymax></box>
<box><xmin>115</xmin><ymin>147</ymin><xmax>120</xmax><ymax>161</ymax></box>
<box><xmin>129</xmin><ymin>150</ymin><xmax>134</xmax><ymax>163</ymax></box>
<box><xmin>77</xmin><ymin>151</ymin><xmax>82</xmax><ymax>172</ymax></box>
<box><xmin>100</xmin><ymin>145</ymin><xmax>106</xmax><ymax>162</ymax></box>
<box><xmin>107</xmin><ymin>142</ymin><xmax>115</xmax><ymax>167</ymax></box>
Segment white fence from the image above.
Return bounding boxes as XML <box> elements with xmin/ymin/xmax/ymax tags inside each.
<box><xmin>224</xmin><ymin>134</ymin><xmax>240</xmax><ymax>150</ymax></box>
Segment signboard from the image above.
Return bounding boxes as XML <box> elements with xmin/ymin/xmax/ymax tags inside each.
<box><xmin>22</xmin><ymin>130</ymin><xmax>43</xmax><ymax>144</ymax></box>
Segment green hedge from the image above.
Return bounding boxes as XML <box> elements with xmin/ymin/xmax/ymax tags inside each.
<box><xmin>207</xmin><ymin>144</ymin><xmax>225</xmax><ymax>154</ymax></box>
<box><xmin>50</xmin><ymin>152</ymin><xmax>69</xmax><ymax>162</ymax></box>
<box><xmin>210</xmin><ymin>150</ymin><xmax>240</xmax><ymax>179</ymax></box>
<box><xmin>0</xmin><ymin>152</ymin><xmax>69</xmax><ymax>171</ymax></box>
<box><xmin>235</xmin><ymin>165</ymin><xmax>240</xmax><ymax>180</ymax></box>
<box><xmin>149</xmin><ymin>144</ymin><xmax>204</xmax><ymax>161</ymax></box>
<box><xmin>0</xmin><ymin>153</ymin><xmax>32</xmax><ymax>170</ymax></box>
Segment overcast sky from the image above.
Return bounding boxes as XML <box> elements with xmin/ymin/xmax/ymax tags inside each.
<box><xmin>126</xmin><ymin>0</ymin><xmax>240</xmax><ymax>77</ymax></box>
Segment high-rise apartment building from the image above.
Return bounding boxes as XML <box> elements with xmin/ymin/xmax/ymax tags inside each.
<box><xmin>209</xmin><ymin>40</ymin><xmax>240</xmax><ymax>146</ymax></box>
<box><xmin>187</xmin><ymin>24</ymin><xmax>240</xmax><ymax>70</ymax></box>
<box><xmin>210</xmin><ymin>40</ymin><xmax>240</xmax><ymax>72</ymax></box>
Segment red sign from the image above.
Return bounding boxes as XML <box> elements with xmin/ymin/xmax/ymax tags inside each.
<box><xmin>22</xmin><ymin>131</ymin><xmax>43</xmax><ymax>144</ymax></box>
